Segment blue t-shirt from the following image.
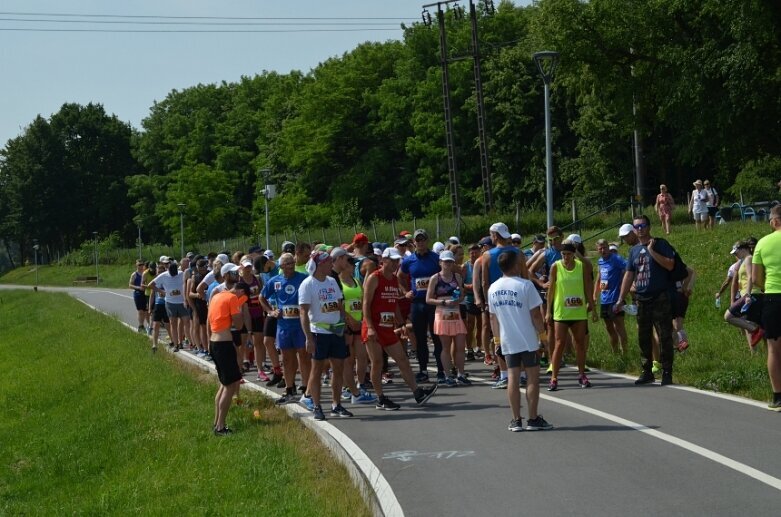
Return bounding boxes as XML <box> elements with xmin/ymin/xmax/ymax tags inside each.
<box><xmin>464</xmin><ymin>261</ymin><xmax>474</xmax><ymax>304</ymax></box>
<box><xmin>401</xmin><ymin>251</ymin><xmax>441</xmax><ymax>301</ymax></box>
<box><xmin>205</xmin><ymin>280</ymin><xmax>219</xmax><ymax>304</ymax></box>
<box><xmin>626</xmin><ymin>239</ymin><xmax>674</xmax><ymax>298</ymax></box>
<box><xmin>544</xmin><ymin>247</ymin><xmax>562</xmax><ymax>270</ymax></box>
<box><xmin>261</xmin><ymin>272</ymin><xmax>307</xmax><ymax>330</ymax></box>
<box><xmin>487</xmin><ymin>246</ymin><xmax>519</xmax><ymax>285</ymax></box>
<box><xmin>598</xmin><ymin>253</ymin><xmax>628</xmax><ymax>305</ymax></box>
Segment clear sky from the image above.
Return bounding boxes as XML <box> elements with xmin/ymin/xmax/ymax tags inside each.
<box><xmin>3</xmin><ymin>0</ymin><xmax>521</xmax><ymax>146</ymax></box>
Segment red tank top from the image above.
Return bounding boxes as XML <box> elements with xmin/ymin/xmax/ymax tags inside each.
<box><xmin>370</xmin><ymin>269</ymin><xmax>400</xmax><ymax>328</ymax></box>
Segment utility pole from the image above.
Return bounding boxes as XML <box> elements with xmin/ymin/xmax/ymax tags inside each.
<box><xmin>469</xmin><ymin>0</ymin><xmax>494</xmax><ymax>213</ymax></box>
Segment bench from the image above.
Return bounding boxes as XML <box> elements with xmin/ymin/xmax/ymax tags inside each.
<box><xmin>73</xmin><ymin>276</ymin><xmax>100</xmax><ymax>285</ymax></box>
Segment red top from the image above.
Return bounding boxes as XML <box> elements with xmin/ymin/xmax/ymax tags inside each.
<box><xmin>369</xmin><ymin>269</ymin><xmax>400</xmax><ymax>329</ymax></box>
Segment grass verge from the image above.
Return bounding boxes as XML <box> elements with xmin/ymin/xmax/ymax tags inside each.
<box><xmin>0</xmin><ymin>290</ymin><xmax>370</xmax><ymax>516</ymax></box>
<box><xmin>0</xmin><ymin>264</ymin><xmax>131</xmax><ymax>289</ymax></box>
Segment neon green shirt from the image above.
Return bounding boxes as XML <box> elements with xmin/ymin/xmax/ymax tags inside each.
<box><xmin>341</xmin><ymin>277</ymin><xmax>363</xmax><ymax>322</ymax></box>
<box><xmin>753</xmin><ymin>231</ymin><xmax>781</xmax><ymax>294</ymax></box>
<box><xmin>552</xmin><ymin>259</ymin><xmax>587</xmax><ymax>321</ymax></box>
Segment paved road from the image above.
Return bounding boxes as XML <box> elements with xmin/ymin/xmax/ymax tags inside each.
<box><xmin>6</xmin><ymin>284</ymin><xmax>781</xmax><ymax>515</ymax></box>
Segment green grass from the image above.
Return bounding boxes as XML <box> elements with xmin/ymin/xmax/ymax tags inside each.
<box><xmin>0</xmin><ymin>290</ymin><xmax>370</xmax><ymax>516</ymax></box>
<box><xmin>584</xmin><ymin>219</ymin><xmax>774</xmax><ymax>401</ymax></box>
<box><xmin>0</xmin><ymin>264</ymin><xmax>131</xmax><ymax>289</ymax></box>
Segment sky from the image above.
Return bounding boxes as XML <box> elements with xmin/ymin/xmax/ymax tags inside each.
<box><xmin>0</xmin><ymin>0</ymin><xmax>527</xmax><ymax>146</ymax></box>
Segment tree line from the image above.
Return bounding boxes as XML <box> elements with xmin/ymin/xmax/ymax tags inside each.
<box><xmin>2</xmin><ymin>0</ymin><xmax>780</xmax><ymax>260</ymax></box>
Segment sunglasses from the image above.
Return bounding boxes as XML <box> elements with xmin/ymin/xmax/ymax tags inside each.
<box><xmin>414</xmin><ymin>237</ymin><xmax>427</xmax><ymax>242</ymax></box>
<box><xmin>633</xmin><ymin>223</ymin><xmax>649</xmax><ymax>230</ymax></box>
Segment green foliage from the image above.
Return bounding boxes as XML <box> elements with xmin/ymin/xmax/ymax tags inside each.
<box><xmin>727</xmin><ymin>156</ymin><xmax>781</xmax><ymax>203</ymax></box>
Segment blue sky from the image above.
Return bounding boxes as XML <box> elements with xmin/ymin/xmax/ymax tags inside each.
<box><xmin>3</xmin><ymin>0</ymin><xmax>531</xmax><ymax>145</ymax></box>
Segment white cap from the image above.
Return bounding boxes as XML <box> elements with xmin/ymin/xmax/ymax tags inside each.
<box><xmin>240</xmin><ymin>258</ymin><xmax>253</xmax><ymax>267</ymax></box>
<box><xmin>159</xmin><ymin>255</ymin><xmax>170</xmax><ymax>263</ymax></box>
<box><xmin>510</xmin><ymin>233</ymin><xmax>522</xmax><ymax>242</ymax></box>
<box><xmin>382</xmin><ymin>247</ymin><xmax>402</xmax><ymax>260</ymax></box>
<box><xmin>489</xmin><ymin>222</ymin><xmax>511</xmax><ymax>239</ymax></box>
<box><xmin>263</xmin><ymin>250</ymin><xmax>274</xmax><ymax>259</ymax></box>
<box><xmin>566</xmin><ymin>233</ymin><xmax>582</xmax><ymax>244</ymax></box>
<box><xmin>608</xmin><ymin>244</ymin><xmax>618</xmax><ymax>252</ymax></box>
<box><xmin>216</xmin><ymin>253</ymin><xmax>230</xmax><ymax>264</ymax></box>
<box><xmin>439</xmin><ymin>250</ymin><xmax>456</xmax><ymax>262</ymax></box>
<box><xmin>448</xmin><ymin>236</ymin><xmax>460</xmax><ymax>245</ymax></box>
<box><xmin>432</xmin><ymin>241</ymin><xmax>445</xmax><ymax>254</ymax></box>
<box><xmin>618</xmin><ymin>224</ymin><xmax>634</xmax><ymax>238</ymax></box>
<box><xmin>220</xmin><ymin>263</ymin><xmax>239</xmax><ymax>276</ymax></box>
<box><xmin>373</xmin><ymin>247</ymin><xmax>382</xmax><ymax>257</ymax></box>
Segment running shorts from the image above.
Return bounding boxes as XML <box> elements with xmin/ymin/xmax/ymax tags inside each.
<box><xmin>312</xmin><ymin>333</ymin><xmax>349</xmax><ymax>361</ymax></box>
<box><xmin>209</xmin><ymin>340</ymin><xmax>242</xmax><ymax>386</ymax></box>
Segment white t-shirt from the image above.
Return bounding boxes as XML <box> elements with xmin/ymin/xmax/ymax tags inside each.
<box><xmin>198</xmin><ymin>271</ymin><xmax>216</xmax><ymax>291</ymax></box>
<box><xmin>487</xmin><ymin>276</ymin><xmax>542</xmax><ymax>355</ymax></box>
<box><xmin>691</xmin><ymin>188</ymin><xmax>708</xmax><ymax>213</ymax></box>
<box><xmin>152</xmin><ymin>271</ymin><xmax>186</xmax><ymax>304</ymax></box>
<box><xmin>299</xmin><ymin>275</ymin><xmax>343</xmax><ymax>333</ymax></box>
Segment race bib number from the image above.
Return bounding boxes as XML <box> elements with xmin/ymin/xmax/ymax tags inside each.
<box><xmin>599</xmin><ymin>280</ymin><xmax>609</xmax><ymax>291</ymax></box>
<box><xmin>414</xmin><ymin>277</ymin><xmax>429</xmax><ymax>290</ymax></box>
<box><xmin>349</xmin><ymin>299</ymin><xmax>362</xmax><ymax>312</ymax></box>
<box><xmin>441</xmin><ymin>307</ymin><xmax>460</xmax><ymax>320</ymax></box>
<box><xmin>379</xmin><ymin>312</ymin><xmax>395</xmax><ymax>327</ymax></box>
<box><xmin>170</xmin><ymin>289</ymin><xmax>181</xmax><ymax>296</ymax></box>
<box><xmin>320</xmin><ymin>301</ymin><xmax>340</xmax><ymax>314</ymax></box>
<box><xmin>564</xmin><ymin>296</ymin><xmax>584</xmax><ymax>308</ymax></box>
<box><xmin>281</xmin><ymin>305</ymin><xmax>300</xmax><ymax>319</ymax></box>
<box><xmin>274</xmin><ymin>282</ymin><xmax>282</xmax><ymax>291</ymax></box>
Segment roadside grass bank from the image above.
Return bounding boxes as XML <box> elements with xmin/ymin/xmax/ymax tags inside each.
<box><xmin>0</xmin><ymin>264</ymin><xmax>130</xmax><ymax>289</ymax></box>
<box><xmin>0</xmin><ymin>290</ymin><xmax>370</xmax><ymax>516</ymax></box>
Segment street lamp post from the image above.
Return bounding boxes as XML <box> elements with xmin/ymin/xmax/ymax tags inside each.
<box><xmin>33</xmin><ymin>240</ymin><xmax>39</xmax><ymax>291</ymax></box>
<box><xmin>137</xmin><ymin>224</ymin><xmax>142</xmax><ymax>260</ymax></box>
<box><xmin>177</xmin><ymin>203</ymin><xmax>186</xmax><ymax>260</ymax></box>
<box><xmin>260</xmin><ymin>168</ymin><xmax>276</xmax><ymax>251</ymax></box>
<box><xmin>533</xmin><ymin>50</ymin><xmax>560</xmax><ymax>229</ymax></box>
<box><xmin>92</xmin><ymin>231</ymin><xmax>99</xmax><ymax>285</ymax></box>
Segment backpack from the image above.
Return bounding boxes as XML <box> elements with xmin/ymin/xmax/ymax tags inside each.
<box><xmin>667</xmin><ymin>243</ymin><xmax>688</xmax><ymax>283</ymax></box>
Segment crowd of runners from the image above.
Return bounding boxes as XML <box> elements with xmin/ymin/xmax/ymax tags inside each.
<box><xmin>127</xmin><ymin>204</ymin><xmax>781</xmax><ymax>435</ymax></box>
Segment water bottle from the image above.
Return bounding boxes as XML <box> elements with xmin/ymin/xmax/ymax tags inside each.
<box><xmin>452</xmin><ymin>288</ymin><xmax>461</xmax><ymax>301</ymax></box>
<box><xmin>741</xmin><ymin>295</ymin><xmax>755</xmax><ymax>314</ymax></box>
<box><xmin>715</xmin><ymin>296</ymin><xmax>721</xmax><ymax>309</ymax></box>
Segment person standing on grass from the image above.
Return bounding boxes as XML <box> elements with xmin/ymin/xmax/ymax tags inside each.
<box><xmin>654</xmin><ymin>184</ymin><xmax>675</xmax><ymax>235</ymax></box>
<box><xmin>299</xmin><ymin>250</ymin><xmax>351</xmax><ymax>421</ymax></box>
<box><xmin>488</xmin><ymin>249</ymin><xmax>552</xmax><ymax>432</ymax></box>
<box><xmin>724</xmin><ymin>241</ymin><xmax>764</xmax><ymax>352</ymax></box>
<box><xmin>129</xmin><ymin>260</ymin><xmax>149</xmax><ymax>333</ymax></box>
<box><xmin>594</xmin><ymin>239</ymin><xmax>628</xmax><ymax>354</ymax></box>
<box><xmin>362</xmin><ymin>247</ymin><xmax>439</xmax><ymax>410</ymax></box>
<box><xmin>207</xmin><ymin>263</ymin><xmax>245</xmax><ymax>436</ymax></box>
<box><xmin>715</xmin><ymin>243</ymin><xmax>743</xmax><ymax>309</ymax></box>
<box><xmin>703</xmin><ymin>180</ymin><xmax>719</xmax><ymax>230</ymax></box>
<box><xmin>688</xmin><ymin>179</ymin><xmax>709</xmax><ymax>231</ymax></box>
<box><xmin>749</xmin><ymin>205</ymin><xmax>781</xmax><ymax>410</ymax></box>
<box><xmin>615</xmin><ymin>215</ymin><xmax>677</xmax><ymax>386</ymax></box>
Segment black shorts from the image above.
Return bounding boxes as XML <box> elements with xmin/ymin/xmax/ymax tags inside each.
<box><xmin>209</xmin><ymin>340</ymin><xmax>242</xmax><ymax>386</ymax></box>
<box><xmin>505</xmin><ymin>350</ymin><xmax>540</xmax><ymax>369</ymax></box>
<box><xmin>263</xmin><ymin>316</ymin><xmax>278</xmax><ymax>338</ymax></box>
<box><xmin>707</xmin><ymin>206</ymin><xmax>718</xmax><ymax>217</ymax></box>
<box><xmin>312</xmin><ymin>333</ymin><xmax>349</xmax><ymax>361</ymax></box>
<box><xmin>729</xmin><ymin>295</ymin><xmax>763</xmax><ymax>325</ymax></box>
<box><xmin>192</xmin><ymin>299</ymin><xmax>208</xmax><ymax>324</ymax></box>
<box><xmin>671</xmin><ymin>292</ymin><xmax>690</xmax><ymax>319</ymax></box>
<box><xmin>760</xmin><ymin>294</ymin><xmax>781</xmax><ymax>340</ymax></box>
<box><xmin>464</xmin><ymin>302</ymin><xmax>481</xmax><ymax>316</ymax></box>
<box><xmin>153</xmin><ymin>304</ymin><xmax>169</xmax><ymax>323</ymax></box>
<box><xmin>133</xmin><ymin>293</ymin><xmax>148</xmax><ymax>311</ymax></box>
<box><xmin>600</xmin><ymin>302</ymin><xmax>624</xmax><ymax>320</ymax></box>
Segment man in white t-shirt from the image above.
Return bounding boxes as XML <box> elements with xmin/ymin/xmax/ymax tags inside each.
<box><xmin>488</xmin><ymin>249</ymin><xmax>553</xmax><ymax>432</ymax></box>
<box><xmin>299</xmin><ymin>250</ymin><xmax>351</xmax><ymax>421</ymax></box>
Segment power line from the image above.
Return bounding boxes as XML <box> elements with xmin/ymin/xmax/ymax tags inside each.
<box><xmin>0</xmin><ymin>11</ymin><xmax>413</xmax><ymax>21</ymax></box>
<box><xmin>0</xmin><ymin>17</ymin><xmax>404</xmax><ymax>26</ymax></box>
<box><xmin>0</xmin><ymin>27</ymin><xmax>403</xmax><ymax>34</ymax></box>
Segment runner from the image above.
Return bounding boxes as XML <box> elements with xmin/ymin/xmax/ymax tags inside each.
<box><xmin>715</xmin><ymin>242</ymin><xmax>742</xmax><ymax>309</ymax></box>
<box><xmin>594</xmin><ymin>239</ymin><xmax>628</xmax><ymax>354</ymax></box>
<box><xmin>463</xmin><ymin>243</ymin><xmax>483</xmax><ymax>361</ymax></box>
<box><xmin>148</xmin><ymin>261</ymin><xmax>171</xmax><ymax>352</ymax></box>
<box><xmin>299</xmin><ymin>250</ymin><xmax>351</xmax><ymax>421</ymax></box>
<box><xmin>187</xmin><ymin>258</ymin><xmax>210</xmax><ymax>357</ymax></box>
<box><xmin>236</xmin><ymin>256</ymin><xmax>267</xmax><ymax>379</ymax></box>
<box><xmin>129</xmin><ymin>259</ymin><xmax>149</xmax><ymax>333</ymax></box>
<box><xmin>363</xmin><ymin>247</ymin><xmax>439</xmax><ymax>410</ymax></box>
<box><xmin>398</xmin><ymin>229</ymin><xmax>443</xmax><ymax>383</ymax></box>
<box><xmin>149</xmin><ymin>257</ymin><xmax>190</xmax><ymax>351</ymax></box>
<box><xmin>258</xmin><ymin>252</ymin><xmax>283</xmax><ymax>386</ymax></box>
<box><xmin>725</xmin><ymin>241</ymin><xmax>764</xmax><ymax>351</ymax></box>
<box><xmin>487</xmin><ymin>249</ymin><xmax>552</xmax><ymax>432</ymax></box>
<box><xmin>207</xmin><ymin>262</ymin><xmax>245</xmax><ymax>436</ymax></box>
<box><xmin>294</xmin><ymin>242</ymin><xmax>312</xmax><ymax>275</ymax></box>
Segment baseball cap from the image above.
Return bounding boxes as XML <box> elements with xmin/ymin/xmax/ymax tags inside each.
<box><xmin>382</xmin><ymin>247</ymin><xmax>402</xmax><ymax>260</ymax></box>
<box><xmin>159</xmin><ymin>255</ymin><xmax>170</xmax><ymax>263</ymax></box>
<box><xmin>489</xmin><ymin>222</ymin><xmax>511</xmax><ymax>239</ymax></box>
<box><xmin>185</xmin><ymin>251</ymin><xmax>195</xmax><ymax>259</ymax></box>
<box><xmin>263</xmin><ymin>250</ymin><xmax>275</xmax><ymax>259</ymax></box>
<box><xmin>330</xmin><ymin>247</ymin><xmax>348</xmax><ymax>259</ymax></box>
<box><xmin>281</xmin><ymin>241</ymin><xmax>295</xmax><ymax>253</ymax></box>
<box><xmin>478</xmin><ymin>236</ymin><xmax>493</xmax><ymax>247</ymax></box>
<box><xmin>216</xmin><ymin>253</ymin><xmax>230</xmax><ymax>264</ymax></box>
<box><xmin>566</xmin><ymin>234</ymin><xmax>582</xmax><ymax>245</ymax></box>
<box><xmin>432</xmin><ymin>241</ymin><xmax>445</xmax><ymax>253</ymax></box>
<box><xmin>240</xmin><ymin>258</ymin><xmax>253</xmax><ymax>267</ymax></box>
<box><xmin>394</xmin><ymin>237</ymin><xmax>409</xmax><ymax>246</ymax></box>
<box><xmin>352</xmin><ymin>233</ymin><xmax>369</xmax><ymax>244</ymax></box>
<box><xmin>533</xmin><ymin>234</ymin><xmax>546</xmax><ymax>244</ymax></box>
<box><xmin>618</xmin><ymin>224</ymin><xmax>634</xmax><ymax>238</ymax></box>
<box><xmin>413</xmin><ymin>229</ymin><xmax>428</xmax><ymax>240</ymax></box>
<box><xmin>399</xmin><ymin>230</ymin><xmax>411</xmax><ymax>237</ymax></box>
<box><xmin>448</xmin><ymin>236</ymin><xmax>460</xmax><ymax>245</ymax></box>
<box><xmin>221</xmin><ymin>263</ymin><xmax>239</xmax><ymax>276</ymax></box>
<box><xmin>439</xmin><ymin>250</ymin><xmax>456</xmax><ymax>262</ymax></box>
<box><xmin>248</xmin><ymin>245</ymin><xmax>262</xmax><ymax>254</ymax></box>
<box><xmin>510</xmin><ymin>233</ymin><xmax>522</xmax><ymax>242</ymax></box>
<box><xmin>608</xmin><ymin>243</ymin><xmax>618</xmax><ymax>251</ymax></box>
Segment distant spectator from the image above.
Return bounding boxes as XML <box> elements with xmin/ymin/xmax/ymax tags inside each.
<box><xmin>688</xmin><ymin>179</ymin><xmax>709</xmax><ymax>231</ymax></box>
<box><xmin>654</xmin><ymin>184</ymin><xmax>675</xmax><ymax>235</ymax></box>
<box><xmin>703</xmin><ymin>180</ymin><xmax>719</xmax><ymax>229</ymax></box>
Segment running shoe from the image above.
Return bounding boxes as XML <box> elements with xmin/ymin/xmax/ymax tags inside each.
<box><xmin>750</xmin><ymin>328</ymin><xmax>764</xmax><ymax>349</ymax></box>
<box><xmin>361</xmin><ymin>380</ymin><xmax>374</xmax><ymax>390</ymax></box>
<box><xmin>352</xmin><ymin>390</ymin><xmax>377</xmax><ymax>404</ymax></box>
<box><xmin>313</xmin><ymin>405</ymin><xmax>326</xmax><ymax>421</ymax></box>
<box><xmin>651</xmin><ymin>361</ymin><xmax>662</xmax><ymax>374</ymax></box>
<box><xmin>381</xmin><ymin>372</ymin><xmax>394</xmax><ymax>385</ymax></box>
<box><xmin>767</xmin><ymin>400</ymin><xmax>781</xmax><ymax>412</ymax></box>
<box><xmin>330</xmin><ymin>405</ymin><xmax>354</xmax><ymax>418</ymax></box>
<box><xmin>491</xmin><ymin>366</ymin><xmax>500</xmax><ymax>380</ymax></box>
<box><xmin>436</xmin><ymin>372</ymin><xmax>446</xmax><ymax>384</ymax></box>
<box><xmin>265</xmin><ymin>373</ymin><xmax>283</xmax><ymax>387</ymax></box>
<box><xmin>520</xmin><ymin>374</ymin><xmax>528</xmax><ymax>387</ymax></box>
<box><xmin>508</xmin><ymin>418</ymin><xmax>524</xmax><ymax>432</ymax></box>
<box><xmin>634</xmin><ymin>371</ymin><xmax>655</xmax><ymax>385</ymax></box>
<box><xmin>147</xmin><ymin>326</ymin><xmax>153</xmax><ymax>336</ymax></box>
<box><xmin>213</xmin><ymin>426</ymin><xmax>233</xmax><ymax>437</ymax></box>
<box><xmin>443</xmin><ymin>376</ymin><xmax>457</xmax><ymax>387</ymax></box>
<box><xmin>466</xmin><ymin>350</ymin><xmax>476</xmax><ymax>361</ymax></box>
<box><xmin>578</xmin><ymin>373</ymin><xmax>592</xmax><ymax>388</ymax></box>
<box><xmin>137</xmin><ymin>325</ymin><xmax>145</xmax><ymax>333</ymax></box>
<box><xmin>474</xmin><ymin>349</ymin><xmax>485</xmax><ymax>359</ymax></box>
<box><xmin>300</xmin><ymin>394</ymin><xmax>315</xmax><ymax>411</ymax></box>
<box><xmin>275</xmin><ymin>393</ymin><xmax>296</xmax><ymax>406</ymax></box>
<box><xmin>299</xmin><ymin>385</ymin><xmax>307</xmax><ymax>393</ymax></box>
<box><xmin>526</xmin><ymin>415</ymin><xmax>554</xmax><ymax>431</ymax></box>
<box><xmin>376</xmin><ymin>395</ymin><xmax>401</xmax><ymax>411</ymax></box>
<box><xmin>256</xmin><ymin>370</ymin><xmax>270</xmax><ymax>382</ymax></box>
<box><xmin>341</xmin><ymin>388</ymin><xmax>352</xmax><ymax>402</ymax></box>
<box><xmin>456</xmin><ymin>374</ymin><xmax>472</xmax><ymax>386</ymax></box>
<box><xmin>484</xmin><ymin>356</ymin><xmax>494</xmax><ymax>366</ymax></box>
<box><xmin>151</xmin><ymin>344</ymin><xmax>157</xmax><ymax>353</ymax></box>
<box><xmin>276</xmin><ymin>378</ymin><xmax>287</xmax><ymax>388</ymax></box>
<box><xmin>414</xmin><ymin>384</ymin><xmax>438</xmax><ymax>405</ymax></box>
<box><xmin>547</xmin><ymin>379</ymin><xmax>558</xmax><ymax>392</ymax></box>
<box><xmin>661</xmin><ymin>371</ymin><xmax>673</xmax><ymax>386</ymax></box>
<box><xmin>415</xmin><ymin>371</ymin><xmax>429</xmax><ymax>383</ymax></box>
<box><xmin>492</xmin><ymin>378</ymin><xmax>508</xmax><ymax>389</ymax></box>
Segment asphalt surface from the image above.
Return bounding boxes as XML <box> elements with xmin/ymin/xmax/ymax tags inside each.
<box><xmin>6</xmin><ymin>284</ymin><xmax>781</xmax><ymax>515</ymax></box>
